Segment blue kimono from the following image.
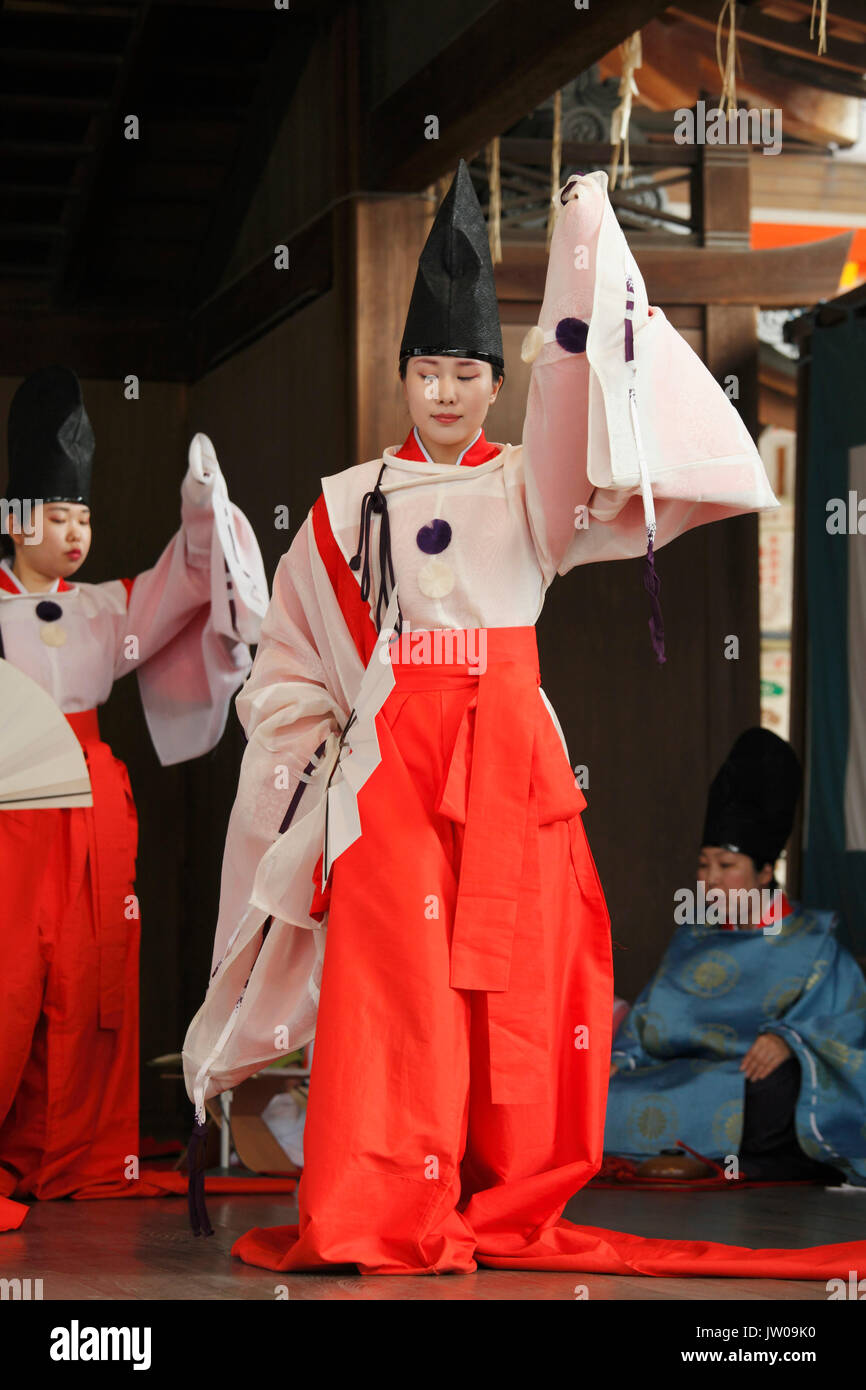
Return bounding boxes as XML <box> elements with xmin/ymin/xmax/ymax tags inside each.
<box><xmin>605</xmin><ymin>903</ymin><xmax>866</xmax><ymax>1184</ymax></box>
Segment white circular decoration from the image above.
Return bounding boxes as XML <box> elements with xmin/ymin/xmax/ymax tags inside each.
<box><xmin>520</xmin><ymin>324</ymin><xmax>545</xmax><ymax>364</ymax></box>
<box><xmin>417</xmin><ymin>558</ymin><xmax>455</xmax><ymax>598</ymax></box>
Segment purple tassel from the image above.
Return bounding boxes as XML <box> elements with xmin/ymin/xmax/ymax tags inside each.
<box><xmin>643</xmin><ymin>536</ymin><xmax>666</xmax><ymax>665</ymax></box>
<box><xmin>187</xmin><ymin>1117</ymin><xmax>214</xmax><ymax>1238</ymax></box>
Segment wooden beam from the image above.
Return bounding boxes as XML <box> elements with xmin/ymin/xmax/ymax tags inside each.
<box><xmin>365</xmin><ymin>0</ymin><xmax>672</xmax><ymax>190</ymax></box>
<box><xmin>768</xmin><ymin>50</ymin><xmax>866</xmax><ymax>102</ymax></box>
<box><xmin>187</xmin><ymin>209</ymin><xmax>333</xmax><ymax>379</ymax></box>
<box><xmin>0</xmin><ymin>310</ymin><xmax>188</xmax><ymax>378</ymax></box>
<box><xmin>502</xmin><ymin>137</ymin><xmax>699</xmax><ymax>168</ymax></box>
<box><xmin>672</xmin><ymin>0</ymin><xmax>866</xmax><ymax>74</ymax></box>
<box><xmin>495</xmin><ymin>232</ymin><xmax>854</xmax><ymax>306</ymax></box>
<box><xmin>620</xmin><ymin>14</ymin><xmax>862</xmax><ymax>146</ymax></box>
<box><xmin>776</xmin><ymin>0</ymin><xmax>866</xmax><ymax>37</ymax></box>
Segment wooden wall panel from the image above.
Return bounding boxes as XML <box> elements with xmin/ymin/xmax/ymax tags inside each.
<box><xmin>352</xmin><ymin>196</ymin><xmax>434</xmax><ymax>464</ymax></box>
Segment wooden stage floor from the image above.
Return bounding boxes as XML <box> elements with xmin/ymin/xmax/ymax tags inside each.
<box><xmin>4</xmin><ymin>1182</ymin><xmax>865</xmax><ymax>1300</ymax></box>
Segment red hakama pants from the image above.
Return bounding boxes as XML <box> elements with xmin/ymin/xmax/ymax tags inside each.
<box><xmin>0</xmin><ymin>709</ymin><xmax>141</xmax><ymax>1213</ymax></box>
<box><xmin>233</xmin><ymin>629</ymin><xmax>866</xmax><ymax>1278</ymax></box>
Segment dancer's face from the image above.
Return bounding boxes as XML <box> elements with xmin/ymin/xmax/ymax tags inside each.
<box><xmin>402</xmin><ymin>356</ymin><xmax>501</xmax><ymax>455</ymax></box>
<box><xmin>6</xmin><ymin>500</ymin><xmax>92</xmax><ymax>582</ymax></box>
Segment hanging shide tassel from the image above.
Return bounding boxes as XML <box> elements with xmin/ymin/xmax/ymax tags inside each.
<box><xmin>187</xmin><ymin>1115</ymin><xmax>214</xmax><ymax>1238</ymax></box>
<box><xmin>715</xmin><ymin>0</ymin><xmax>739</xmax><ymax>117</ymax></box>
<box><xmin>624</xmin><ymin>272</ymin><xmax>665</xmax><ymax>664</ymax></box>
<box><xmin>545</xmin><ymin>89</ymin><xmax>562</xmax><ymax>251</ymax></box>
<box><xmin>809</xmin><ymin>0</ymin><xmax>828</xmax><ymax>57</ymax></box>
<box><xmin>486</xmin><ymin>137</ymin><xmax>502</xmax><ymax>266</ymax></box>
<box><xmin>609</xmin><ymin>32</ymin><xmax>642</xmax><ymax>193</ymax></box>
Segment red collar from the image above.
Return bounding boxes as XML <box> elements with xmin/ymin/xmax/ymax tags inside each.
<box><xmin>0</xmin><ymin>563</ymin><xmax>73</xmax><ymax>596</ymax></box>
<box><xmin>394</xmin><ymin>427</ymin><xmax>501</xmax><ymax>467</ymax></box>
<box><xmin>720</xmin><ymin>889</ymin><xmax>792</xmax><ymax>930</ymax></box>
<box><xmin>761</xmin><ymin>889</ymin><xmax>792</xmax><ymax>928</ymax></box>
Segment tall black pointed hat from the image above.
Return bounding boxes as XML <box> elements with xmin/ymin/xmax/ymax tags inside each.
<box><xmin>702</xmin><ymin>727</ymin><xmax>802</xmax><ymax>868</ymax></box>
<box><xmin>400</xmin><ymin>159</ymin><xmax>504</xmax><ymax>373</ymax></box>
<box><xmin>5</xmin><ymin>366</ymin><xmax>94</xmax><ymax>505</ymax></box>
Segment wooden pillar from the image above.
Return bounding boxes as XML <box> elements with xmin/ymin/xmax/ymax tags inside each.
<box><xmin>699</xmin><ymin>144</ymin><xmax>762</xmax><ymax>776</ymax></box>
<box><xmin>787</xmin><ymin>334</ymin><xmax>812</xmax><ymax>898</ymax></box>
<box><xmin>328</xmin><ymin>0</ymin><xmax>436</xmax><ymax>463</ymax></box>
<box><xmin>349</xmin><ymin>194</ymin><xmax>434</xmax><ymax>463</ymax></box>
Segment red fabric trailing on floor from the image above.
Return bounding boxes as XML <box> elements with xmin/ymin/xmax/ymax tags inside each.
<box><xmin>231</xmin><ymin>1219</ymin><xmax>866</xmax><ymax>1280</ymax></box>
<box><xmin>0</xmin><ymin>1170</ymin><xmax>299</xmax><ymax>1230</ymax></box>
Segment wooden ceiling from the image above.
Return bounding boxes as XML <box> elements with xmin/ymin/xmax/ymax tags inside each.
<box><xmin>0</xmin><ymin>0</ymin><xmax>327</xmax><ymax>313</ymax></box>
<box><xmin>0</xmin><ymin>0</ymin><xmax>861</xmax><ymax>374</ymax></box>
<box><xmin>616</xmin><ymin>0</ymin><xmax>866</xmax><ymax>147</ymax></box>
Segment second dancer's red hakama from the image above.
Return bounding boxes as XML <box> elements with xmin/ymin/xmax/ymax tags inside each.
<box><xmin>0</xmin><ymin>709</ymin><xmax>140</xmax><ymax>1206</ymax></box>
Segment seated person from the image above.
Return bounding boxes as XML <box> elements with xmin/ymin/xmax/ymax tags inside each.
<box><xmin>605</xmin><ymin>727</ymin><xmax>866</xmax><ymax>1185</ymax></box>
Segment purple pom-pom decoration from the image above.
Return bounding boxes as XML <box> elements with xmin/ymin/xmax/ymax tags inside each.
<box><xmin>555</xmin><ymin>317</ymin><xmax>589</xmax><ymax>354</ymax></box>
<box><xmin>416</xmin><ymin>518</ymin><xmax>452</xmax><ymax>555</ymax></box>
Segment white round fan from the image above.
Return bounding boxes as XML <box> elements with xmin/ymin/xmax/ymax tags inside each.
<box><xmin>0</xmin><ymin>659</ymin><xmax>92</xmax><ymax>809</ymax></box>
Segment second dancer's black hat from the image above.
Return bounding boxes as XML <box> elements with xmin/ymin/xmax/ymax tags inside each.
<box><xmin>400</xmin><ymin>159</ymin><xmax>504</xmax><ymax>374</ymax></box>
<box><xmin>5</xmin><ymin>366</ymin><xmax>94</xmax><ymax>505</ymax></box>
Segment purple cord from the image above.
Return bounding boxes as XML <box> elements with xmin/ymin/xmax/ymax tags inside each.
<box><xmin>643</xmin><ymin>535</ymin><xmax>666</xmax><ymax>665</ymax></box>
<box><xmin>187</xmin><ymin>1119</ymin><xmax>214</xmax><ymax>1238</ymax></box>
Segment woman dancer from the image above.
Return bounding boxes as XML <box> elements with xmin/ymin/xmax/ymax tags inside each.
<box><xmin>0</xmin><ymin>367</ymin><xmax>265</xmax><ymax>1230</ymax></box>
<box><xmin>185</xmin><ymin>165</ymin><xmax>865</xmax><ymax>1279</ymax></box>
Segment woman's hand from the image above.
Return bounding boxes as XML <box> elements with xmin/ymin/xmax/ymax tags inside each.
<box><xmin>740</xmin><ymin>1032</ymin><xmax>792</xmax><ymax>1082</ymax></box>
<box><xmin>609</xmin><ymin>1062</ymin><xmax>619</xmax><ymax>1077</ymax></box>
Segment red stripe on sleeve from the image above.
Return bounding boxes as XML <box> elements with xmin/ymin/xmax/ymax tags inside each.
<box><xmin>311</xmin><ymin>493</ymin><xmax>378</xmax><ymax>667</ymax></box>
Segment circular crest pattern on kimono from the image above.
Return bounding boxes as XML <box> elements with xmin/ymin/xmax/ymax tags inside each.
<box><xmin>805</xmin><ymin>957</ymin><xmax>830</xmax><ymax>992</ymax></box>
<box><xmin>627</xmin><ymin>1094</ymin><xmax>678</xmax><ymax>1148</ymax></box>
<box><xmin>689</xmin><ymin>1022</ymin><xmax>739</xmax><ymax>1058</ymax></box>
<box><xmin>765</xmin><ymin>908</ymin><xmax>813</xmax><ymax>945</ymax></box>
<box><xmin>821</xmin><ymin>1038</ymin><xmax>863</xmax><ymax>1074</ymax></box>
<box><xmin>712</xmin><ymin>1099</ymin><xmax>744</xmax><ymax>1152</ymax></box>
<box><xmin>680</xmin><ymin>950</ymin><xmax>741</xmax><ymax>998</ymax></box>
<box><xmin>638</xmin><ymin>1009</ymin><xmax>669</xmax><ymax>1055</ymax></box>
<box><xmin>761</xmin><ymin>976</ymin><xmax>804</xmax><ymax>1017</ymax></box>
